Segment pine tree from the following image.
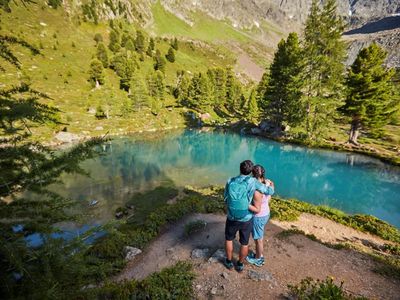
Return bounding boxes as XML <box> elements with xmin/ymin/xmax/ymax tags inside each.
<box><xmin>129</xmin><ymin>73</ymin><xmax>150</xmax><ymax>111</ymax></box>
<box><xmin>135</xmin><ymin>30</ymin><xmax>145</xmax><ymax>53</ymax></box>
<box><xmin>125</xmin><ymin>38</ymin><xmax>135</xmax><ymax>51</ymax></box>
<box><xmin>171</xmin><ymin>37</ymin><xmax>179</xmax><ymax>51</ymax></box>
<box><xmin>94</xmin><ymin>33</ymin><xmax>103</xmax><ymax>44</ymax></box>
<box><xmin>108</xmin><ymin>29</ymin><xmax>121</xmax><ymax>53</ymax></box>
<box><xmin>96</xmin><ymin>42</ymin><xmax>109</xmax><ymax>68</ymax></box>
<box><xmin>147</xmin><ymin>70</ymin><xmax>165</xmax><ymax>101</ymax></box>
<box><xmin>154</xmin><ymin>50</ymin><xmax>166</xmax><ymax>73</ymax></box>
<box><xmin>342</xmin><ymin>43</ymin><xmax>399</xmax><ymax>144</ymax></box>
<box><xmin>303</xmin><ymin>0</ymin><xmax>346</xmax><ymax>140</ymax></box>
<box><xmin>207</xmin><ymin>67</ymin><xmax>226</xmax><ymax>108</ymax></box>
<box><xmin>89</xmin><ymin>59</ymin><xmax>105</xmax><ymax>87</ymax></box>
<box><xmin>248</xmin><ymin>89</ymin><xmax>260</xmax><ymax>123</ymax></box>
<box><xmin>165</xmin><ymin>47</ymin><xmax>175</xmax><ymax>63</ymax></box>
<box><xmin>121</xmin><ymin>33</ymin><xmax>129</xmax><ymax>48</ymax></box>
<box><xmin>257</xmin><ymin>72</ymin><xmax>269</xmax><ymax>110</ymax></box>
<box><xmin>264</xmin><ymin>32</ymin><xmax>304</xmax><ymax>130</ymax></box>
<box><xmin>225</xmin><ymin>69</ymin><xmax>243</xmax><ymax>114</ymax></box>
<box><xmin>187</xmin><ymin>72</ymin><xmax>211</xmax><ymax>110</ymax></box>
<box><xmin>146</xmin><ymin>37</ymin><xmax>155</xmax><ymax>57</ymax></box>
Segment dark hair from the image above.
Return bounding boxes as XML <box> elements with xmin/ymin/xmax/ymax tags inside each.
<box><xmin>240</xmin><ymin>160</ymin><xmax>254</xmax><ymax>175</ymax></box>
<box><xmin>252</xmin><ymin>165</ymin><xmax>265</xmax><ymax>181</ymax></box>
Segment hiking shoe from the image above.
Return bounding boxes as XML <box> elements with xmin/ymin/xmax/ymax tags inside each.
<box><xmin>247</xmin><ymin>251</ymin><xmax>256</xmax><ymax>259</ymax></box>
<box><xmin>224</xmin><ymin>258</ymin><xmax>234</xmax><ymax>270</ymax></box>
<box><xmin>246</xmin><ymin>256</ymin><xmax>264</xmax><ymax>267</ymax></box>
<box><xmin>236</xmin><ymin>261</ymin><xmax>244</xmax><ymax>272</ymax></box>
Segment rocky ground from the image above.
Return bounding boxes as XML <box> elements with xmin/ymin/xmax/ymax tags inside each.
<box><xmin>117</xmin><ymin>213</ymin><xmax>400</xmax><ymax>299</ymax></box>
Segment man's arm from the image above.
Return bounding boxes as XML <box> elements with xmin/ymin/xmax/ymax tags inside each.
<box><xmin>255</xmin><ymin>180</ymin><xmax>274</xmax><ymax>196</ymax></box>
<box><xmin>224</xmin><ymin>179</ymin><xmax>230</xmax><ymax>203</ymax></box>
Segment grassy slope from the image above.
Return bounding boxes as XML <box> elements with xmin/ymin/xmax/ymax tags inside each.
<box><xmin>0</xmin><ymin>2</ymin><xmax>234</xmax><ymax>141</ymax></box>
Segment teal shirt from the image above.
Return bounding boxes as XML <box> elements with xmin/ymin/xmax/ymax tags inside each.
<box><xmin>224</xmin><ymin>175</ymin><xmax>274</xmax><ymax>222</ymax></box>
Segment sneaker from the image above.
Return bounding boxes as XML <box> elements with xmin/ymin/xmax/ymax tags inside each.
<box><xmin>236</xmin><ymin>261</ymin><xmax>244</xmax><ymax>272</ymax></box>
<box><xmin>247</xmin><ymin>251</ymin><xmax>256</xmax><ymax>259</ymax></box>
<box><xmin>224</xmin><ymin>258</ymin><xmax>234</xmax><ymax>270</ymax></box>
<box><xmin>246</xmin><ymin>256</ymin><xmax>264</xmax><ymax>267</ymax></box>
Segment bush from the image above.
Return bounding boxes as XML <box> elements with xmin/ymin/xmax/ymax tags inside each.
<box><xmin>184</xmin><ymin>220</ymin><xmax>207</xmax><ymax>236</ymax></box>
<box><xmin>288</xmin><ymin>277</ymin><xmax>368</xmax><ymax>300</ymax></box>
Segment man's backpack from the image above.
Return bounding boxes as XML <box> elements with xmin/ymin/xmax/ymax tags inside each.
<box><xmin>225</xmin><ymin>176</ymin><xmax>251</xmax><ymax>220</ymax></box>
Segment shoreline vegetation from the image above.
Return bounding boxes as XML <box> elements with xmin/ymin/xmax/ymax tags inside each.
<box><xmin>81</xmin><ymin>185</ymin><xmax>400</xmax><ymax>298</ymax></box>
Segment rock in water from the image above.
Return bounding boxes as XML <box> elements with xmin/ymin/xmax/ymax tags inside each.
<box><xmin>208</xmin><ymin>249</ymin><xmax>225</xmax><ymax>263</ymax></box>
<box><xmin>124</xmin><ymin>246</ymin><xmax>142</xmax><ymax>261</ymax></box>
<box><xmin>191</xmin><ymin>248</ymin><xmax>210</xmax><ymax>259</ymax></box>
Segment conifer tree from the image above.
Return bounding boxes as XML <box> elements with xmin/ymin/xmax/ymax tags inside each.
<box><xmin>165</xmin><ymin>47</ymin><xmax>176</xmax><ymax>63</ymax></box>
<box><xmin>146</xmin><ymin>37</ymin><xmax>155</xmax><ymax>57</ymax></box>
<box><xmin>302</xmin><ymin>0</ymin><xmax>346</xmax><ymax>140</ymax></box>
<box><xmin>257</xmin><ymin>72</ymin><xmax>269</xmax><ymax>110</ymax></box>
<box><xmin>171</xmin><ymin>37</ymin><xmax>179</xmax><ymax>51</ymax></box>
<box><xmin>147</xmin><ymin>70</ymin><xmax>165</xmax><ymax>101</ymax></box>
<box><xmin>264</xmin><ymin>32</ymin><xmax>304</xmax><ymax>129</ymax></box>
<box><xmin>129</xmin><ymin>73</ymin><xmax>150</xmax><ymax>111</ymax></box>
<box><xmin>154</xmin><ymin>50</ymin><xmax>166</xmax><ymax>73</ymax></box>
<box><xmin>342</xmin><ymin>43</ymin><xmax>399</xmax><ymax>144</ymax></box>
<box><xmin>94</xmin><ymin>33</ymin><xmax>103</xmax><ymax>44</ymax></box>
<box><xmin>121</xmin><ymin>33</ymin><xmax>129</xmax><ymax>47</ymax></box>
<box><xmin>207</xmin><ymin>67</ymin><xmax>226</xmax><ymax>108</ymax></box>
<box><xmin>225</xmin><ymin>69</ymin><xmax>243</xmax><ymax>114</ymax></box>
<box><xmin>125</xmin><ymin>38</ymin><xmax>135</xmax><ymax>51</ymax></box>
<box><xmin>96</xmin><ymin>42</ymin><xmax>109</xmax><ymax>68</ymax></box>
<box><xmin>187</xmin><ymin>72</ymin><xmax>211</xmax><ymax>110</ymax></box>
<box><xmin>135</xmin><ymin>30</ymin><xmax>145</xmax><ymax>53</ymax></box>
<box><xmin>89</xmin><ymin>59</ymin><xmax>105</xmax><ymax>87</ymax></box>
<box><xmin>108</xmin><ymin>29</ymin><xmax>121</xmax><ymax>53</ymax></box>
<box><xmin>248</xmin><ymin>89</ymin><xmax>260</xmax><ymax>123</ymax></box>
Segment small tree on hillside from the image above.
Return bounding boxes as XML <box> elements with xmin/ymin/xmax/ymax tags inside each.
<box><xmin>134</xmin><ymin>30</ymin><xmax>145</xmax><ymax>53</ymax></box>
<box><xmin>207</xmin><ymin>67</ymin><xmax>227</xmax><ymax>109</ymax></box>
<box><xmin>165</xmin><ymin>47</ymin><xmax>175</xmax><ymax>63</ymax></box>
<box><xmin>171</xmin><ymin>37</ymin><xmax>179</xmax><ymax>51</ymax></box>
<box><xmin>129</xmin><ymin>73</ymin><xmax>150</xmax><ymax>111</ymax></box>
<box><xmin>342</xmin><ymin>43</ymin><xmax>399</xmax><ymax>144</ymax></box>
<box><xmin>125</xmin><ymin>38</ymin><xmax>135</xmax><ymax>51</ymax></box>
<box><xmin>146</xmin><ymin>37</ymin><xmax>155</xmax><ymax>56</ymax></box>
<box><xmin>154</xmin><ymin>50</ymin><xmax>166</xmax><ymax>73</ymax></box>
<box><xmin>94</xmin><ymin>33</ymin><xmax>103</xmax><ymax>44</ymax></box>
<box><xmin>225</xmin><ymin>69</ymin><xmax>243</xmax><ymax>114</ymax></box>
<box><xmin>247</xmin><ymin>89</ymin><xmax>260</xmax><ymax>124</ymax></box>
<box><xmin>88</xmin><ymin>59</ymin><xmax>105</xmax><ymax>87</ymax></box>
<box><xmin>108</xmin><ymin>29</ymin><xmax>121</xmax><ymax>53</ymax></box>
<box><xmin>96</xmin><ymin>42</ymin><xmax>109</xmax><ymax>68</ymax></box>
<box><xmin>147</xmin><ymin>70</ymin><xmax>165</xmax><ymax>101</ymax></box>
<box><xmin>187</xmin><ymin>72</ymin><xmax>211</xmax><ymax>111</ymax></box>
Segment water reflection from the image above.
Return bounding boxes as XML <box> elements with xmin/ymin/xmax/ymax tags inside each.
<box><xmin>53</xmin><ymin>129</ymin><xmax>400</xmax><ymax>227</ymax></box>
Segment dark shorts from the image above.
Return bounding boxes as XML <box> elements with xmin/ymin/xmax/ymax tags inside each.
<box><xmin>225</xmin><ymin>218</ymin><xmax>253</xmax><ymax>246</ymax></box>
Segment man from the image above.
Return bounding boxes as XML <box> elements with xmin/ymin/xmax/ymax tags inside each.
<box><xmin>224</xmin><ymin>160</ymin><xmax>274</xmax><ymax>272</ymax></box>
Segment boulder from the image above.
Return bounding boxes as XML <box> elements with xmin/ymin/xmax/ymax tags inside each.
<box><xmin>200</xmin><ymin>113</ymin><xmax>211</xmax><ymax>121</ymax></box>
<box><xmin>124</xmin><ymin>246</ymin><xmax>142</xmax><ymax>261</ymax></box>
<box><xmin>248</xmin><ymin>270</ymin><xmax>276</xmax><ymax>283</ymax></box>
<box><xmin>191</xmin><ymin>248</ymin><xmax>210</xmax><ymax>259</ymax></box>
<box><xmin>251</xmin><ymin>127</ymin><xmax>262</xmax><ymax>135</ymax></box>
<box><xmin>87</xmin><ymin>107</ymin><xmax>96</xmax><ymax>114</ymax></box>
<box><xmin>208</xmin><ymin>249</ymin><xmax>225</xmax><ymax>263</ymax></box>
<box><xmin>54</xmin><ymin>131</ymin><xmax>81</xmax><ymax>143</ymax></box>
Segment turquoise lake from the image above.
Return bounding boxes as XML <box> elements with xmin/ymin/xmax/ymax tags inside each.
<box><xmin>55</xmin><ymin>129</ymin><xmax>400</xmax><ymax>228</ymax></box>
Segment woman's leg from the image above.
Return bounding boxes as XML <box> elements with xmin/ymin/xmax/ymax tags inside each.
<box><xmin>255</xmin><ymin>238</ymin><xmax>263</xmax><ymax>258</ymax></box>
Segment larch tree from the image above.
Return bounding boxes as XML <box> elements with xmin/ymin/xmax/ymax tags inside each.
<box><xmin>108</xmin><ymin>29</ymin><xmax>121</xmax><ymax>53</ymax></box>
<box><xmin>89</xmin><ymin>59</ymin><xmax>105</xmax><ymax>87</ymax></box>
<box><xmin>96</xmin><ymin>42</ymin><xmax>109</xmax><ymax>68</ymax></box>
<box><xmin>302</xmin><ymin>0</ymin><xmax>346</xmax><ymax>141</ymax></box>
<box><xmin>342</xmin><ymin>43</ymin><xmax>399</xmax><ymax>144</ymax></box>
<box><xmin>263</xmin><ymin>32</ymin><xmax>304</xmax><ymax>130</ymax></box>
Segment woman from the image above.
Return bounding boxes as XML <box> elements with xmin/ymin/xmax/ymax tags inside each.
<box><xmin>247</xmin><ymin>164</ymin><xmax>274</xmax><ymax>267</ymax></box>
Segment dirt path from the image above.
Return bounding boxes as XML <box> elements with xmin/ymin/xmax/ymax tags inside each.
<box><xmin>117</xmin><ymin>213</ymin><xmax>400</xmax><ymax>299</ymax></box>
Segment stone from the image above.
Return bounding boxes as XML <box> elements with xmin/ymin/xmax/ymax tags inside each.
<box><xmin>87</xmin><ymin>107</ymin><xmax>96</xmax><ymax>114</ymax></box>
<box><xmin>196</xmin><ymin>285</ymin><xmax>202</xmax><ymax>290</ymax></box>
<box><xmin>54</xmin><ymin>131</ymin><xmax>81</xmax><ymax>143</ymax></box>
<box><xmin>124</xmin><ymin>246</ymin><xmax>142</xmax><ymax>261</ymax></box>
<box><xmin>191</xmin><ymin>248</ymin><xmax>210</xmax><ymax>259</ymax></box>
<box><xmin>200</xmin><ymin>113</ymin><xmax>211</xmax><ymax>121</ymax></box>
<box><xmin>248</xmin><ymin>270</ymin><xmax>276</xmax><ymax>283</ymax></box>
<box><xmin>208</xmin><ymin>249</ymin><xmax>225</xmax><ymax>263</ymax></box>
<box><xmin>251</xmin><ymin>127</ymin><xmax>262</xmax><ymax>135</ymax></box>
<box><xmin>210</xmin><ymin>287</ymin><xmax>218</xmax><ymax>295</ymax></box>
<box><xmin>95</xmin><ymin>126</ymin><xmax>104</xmax><ymax>131</ymax></box>
<box><xmin>221</xmin><ymin>272</ymin><xmax>229</xmax><ymax>279</ymax></box>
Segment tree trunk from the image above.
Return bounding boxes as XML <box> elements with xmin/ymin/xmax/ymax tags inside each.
<box><xmin>349</xmin><ymin>118</ymin><xmax>361</xmax><ymax>145</ymax></box>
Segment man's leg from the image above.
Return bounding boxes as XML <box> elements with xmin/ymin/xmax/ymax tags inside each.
<box><xmin>238</xmin><ymin>244</ymin><xmax>249</xmax><ymax>263</ymax></box>
<box><xmin>225</xmin><ymin>239</ymin><xmax>233</xmax><ymax>261</ymax></box>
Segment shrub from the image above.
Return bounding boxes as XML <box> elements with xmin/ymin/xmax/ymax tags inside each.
<box><xmin>184</xmin><ymin>220</ymin><xmax>207</xmax><ymax>236</ymax></box>
<box><xmin>288</xmin><ymin>277</ymin><xmax>368</xmax><ymax>300</ymax></box>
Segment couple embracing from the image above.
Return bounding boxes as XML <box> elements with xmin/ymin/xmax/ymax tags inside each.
<box><xmin>224</xmin><ymin>160</ymin><xmax>275</xmax><ymax>272</ymax></box>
